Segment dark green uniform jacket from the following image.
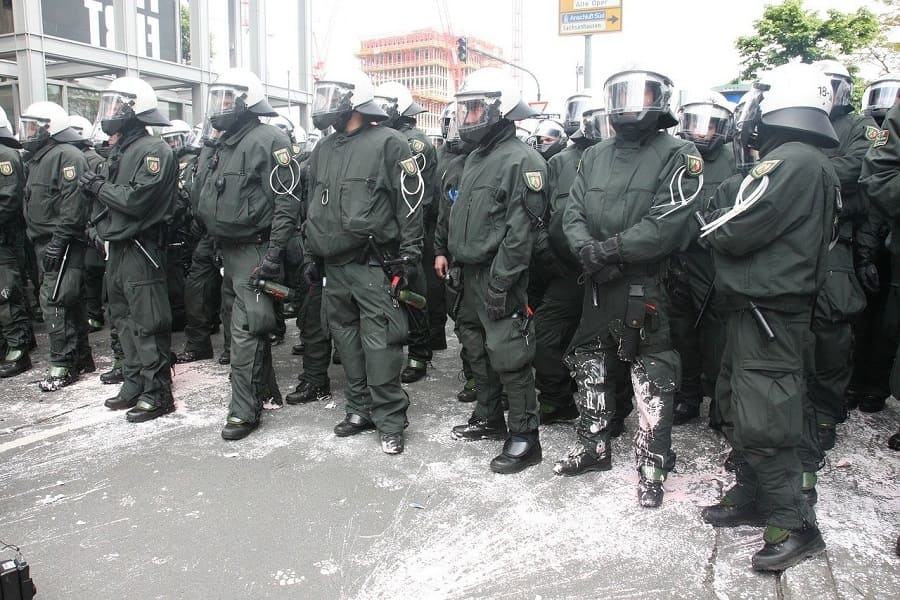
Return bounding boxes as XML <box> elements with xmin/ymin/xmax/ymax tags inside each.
<box><xmin>563</xmin><ymin>130</ymin><xmax>702</xmax><ymax>347</ymax></box>
<box><xmin>196</xmin><ymin>118</ymin><xmax>296</xmax><ymax>247</ymax></box>
<box><xmin>434</xmin><ymin>151</ymin><xmax>467</xmax><ymax>259</ymax></box>
<box><xmin>825</xmin><ymin>112</ymin><xmax>879</xmax><ymax>223</ymax></box>
<box><xmin>94</xmin><ymin>131</ymin><xmax>177</xmax><ymax>241</ymax></box>
<box><xmin>708</xmin><ymin>141</ymin><xmax>839</xmax><ymax>307</ymax></box>
<box><xmin>861</xmin><ymin>103</ymin><xmax>900</xmax><ymax>223</ymax></box>
<box><xmin>0</xmin><ymin>145</ymin><xmax>25</xmax><ymax>230</ymax></box>
<box><xmin>305</xmin><ymin>123</ymin><xmax>423</xmax><ymax>263</ymax></box>
<box><xmin>82</xmin><ymin>147</ymin><xmax>104</xmax><ymax>173</ymax></box>
<box><xmin>547</xmin><ymin>142</ymin><xmax>588</xmax><ymax>270</ymax></box>
<box><xmin>399</xmin><ymin>125</ymin><xmax>437</xmax><ymax>210</ymax></box>
<box><xmin>24</xmin><ymin>142</ymin><xmax>89</xmax><ymax>241</ymax></box>
<box><xmin>447</xmin><ymin>123</ymin><xmax>548</xmax><ymax>292</ymax></box>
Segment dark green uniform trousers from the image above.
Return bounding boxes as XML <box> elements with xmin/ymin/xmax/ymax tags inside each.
<box><xmin>423</xmin><ymin>206</ymin><xmax>447</xmax><ymax>348</ymax></box>
<box><xmin>297</xmin><ymin>282</ymin><xmax>330</xmax><ymax>387</ymax></box>
<box><xmin>83</xmin><ymin>246</ymin><xmax>105</xmax><ymax>325</ymax></box>
<box><xmin>220</xmin><ymin>242</ymin><xmax>280</xmax><ymax>423</ymax></box>
<box><xmin>106</xmin><ymin>240</ymin><xmax>171</xmax><ymax>406</ymax></box>
<box><xmin>183</xmin><ymin>235</ymin><xmax>225</xmax><ymax>354</ymax></box>
<box><xmin>324</xmin><ymin>261</ymin><xmax>409</xmax><ymax>434</ymax></box>
<box><xmin>36</xmin><ymin>240</ymin><xmax>90</xmax><ymax>369</ymax></box>
<box><xmin>849</xmin><ymin>251</ymin><xmax>895</xmax><ymax>400</ymax></box>
<box><xmin>405</xmin><ymin>259</ymin><xmax>432</xmax><ymax>364</ymax></box>
<box><xmin>717</xmin><ymin>308</ymin><xmax>817</xmax><ymax>530</ymax></box>
<box><xmin>534</xmin><ymin>273</ymin><xmax>581</xmax><ymax>410</ymax></box>
<box><xmin>457</xmin><ymin>265</ymin><xmax>538</xmax><ymax>433</ymax></box>
<box><xmin>0</xmin><ymin>242</ymin><xmax>31</xmax><ymax>352</ymax></box>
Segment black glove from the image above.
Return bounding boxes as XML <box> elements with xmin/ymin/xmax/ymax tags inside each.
<box><xmin>387</xmin><ymin>259</ymin><xmax>417</xmax><ymax>290</ymax></box>
<box><xmin>78</xmin><ymin>172</ymin><xmax>106</xmax><ymax>197</ymax></box>
<box><xmin>590</xmin><ymin>263</ymin><xmax>624</xmax><ymax>286</ymax></box>
<box><xmin>484</xmin><ymin>285</ymin><xmax>508</xmax><ymax>321</ymax></box>
<box><xmin>188</xmin><ymin>218</ymin><xmax>206</xmax><ymax>241</ymax></box>
<box><xmin>301</xmin><ymin>258</ymin><xmax>322</xmax><ymax>286</ymax></box>
<box><xmin>578</xmin><ymin>236</ymin><xmax>622</xmax><ymax>274</ymax></box>
<box><xmin>86</xmin><ymin>227</ymin><xmax>106</xmax><ymax>258</ymax></box>
<box><xmin>252</xmin><ymin>244</ymin><xmax>283</xmax><ymax>285</ymax></box>
<box><xmin>42</xmin><ymin>236</ymin><xmax>68</xmax><ymax>273</ymax></box>
<box><xmin>857</xmin><ymin>262</ymin><xmax>880</xmax><ymax>293</ymax></box>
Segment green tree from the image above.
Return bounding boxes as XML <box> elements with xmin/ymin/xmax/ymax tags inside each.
<box><xmin>855</xmin><ymin>0</ymin><xmax>900</xmax><ymax>74</ymax></box>
<box><xmin>180</xmin><ymin>3</ymin><xmax>191</xmax><ymax>63</ymax></box>
<box><xmin>735</xmin><ymin>0</ymin><xmax>880</xmax><ymax>81</ymax></box>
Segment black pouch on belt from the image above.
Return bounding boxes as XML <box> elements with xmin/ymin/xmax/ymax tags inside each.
<box><xmin>618</xmin><ymin>284</ymin><xmax>646</xmax><ymax>362</ymax></box>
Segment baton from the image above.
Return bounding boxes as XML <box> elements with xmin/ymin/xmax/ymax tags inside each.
<box><xmin>50</xmin><ymin>243</ymin><xmax>71</xmax><ymax>302</ymax></box>
<box><xmin>748</xmin><ymin>301</ymin><xmax>776</xmax><ymax>341</ymax></box>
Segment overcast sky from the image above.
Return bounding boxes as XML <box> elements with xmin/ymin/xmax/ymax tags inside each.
<box><xmin>307</xmin><ymin>0</ymin><xmax>891</xmax><ymax>113</ymax></box>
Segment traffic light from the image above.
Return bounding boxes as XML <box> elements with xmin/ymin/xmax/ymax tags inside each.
<box><xmin>456</xmin><ymin>37</ymin><xmax>468</xmax><ymax>62</ymax></box>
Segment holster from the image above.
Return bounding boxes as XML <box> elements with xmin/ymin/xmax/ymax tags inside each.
<box><xmin>618</xmin><ymin>284</ymin><xmax>646</xmax><ymax>362</ymax></box>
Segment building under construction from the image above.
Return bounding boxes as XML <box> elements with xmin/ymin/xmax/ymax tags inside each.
<box><xmin>357</xmin><ymin>29</ymin><xmax>502</xmax><ymax>133</ymax></box>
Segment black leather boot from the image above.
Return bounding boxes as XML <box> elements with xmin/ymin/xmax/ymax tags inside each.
<box><xmin>637</xmin><ymin>466</ymin><xmax>666</xmax><ymax>508</ymax></box>
<box><xmin>285</xmin><ymin>380</ymin><xmax>331</xmax><ymax>405</ymax></box>
<box><xmin>333</xmin><ymin>413</ymin><xmax>376</xmax><ymax>437</ymax></box>
<box><xmin>553</xmin><ymin>441</ymin><xmax>612</xmax><ymax>476</ymax></box>
<box><xmin>751</xmin><ymin>525</ymin><xmax>826</xmax><ymax>571</ymax></box>
<box><xmin>701</xmin><ymin>501</ymin><xmax>767</xmax><ymax>527</ymax></box>
<box><xmin>221</xmin><ymin>416</ymin><xmax>258</xmax><ymax>440</ymax></box>
<box><xmin>126</xmin><ymin>391</ymin><xmax>175</xmax><ymax>423</ymax></box>
<box><xmin>451</xmin><ymin>417</ymin><xmax>507</xmax><ymax>441</ymax></box>
<box><xmin>400</xmin><ymin>358</ymin><xmax>428</xmax><ymax>383</ymax></box>
<box><xmin>489</xmin><ymin>431</ymin><xmax>542</xmax><ymax>474</ymax></box>
<box><xmin>0</xmin><ymin>349</ymin><xmax>31</xmax><ymax>378</ymax></box>
<box><xmin>176</xmin><ymin>348</ymin><xmax>213</xmax><ymax>363</ymax></box>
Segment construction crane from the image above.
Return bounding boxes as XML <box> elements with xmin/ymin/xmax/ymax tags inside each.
<box><xmin>435</xmin><ymin>0</ymin><xmax>466</xmax><ymax>92</ymax></box>
<box><xmin>311</xmin><ymin>0</ymin><xmax>340</xmax><ymax>81</ymax></box>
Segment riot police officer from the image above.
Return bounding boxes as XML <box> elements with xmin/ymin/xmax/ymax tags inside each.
<box><xmin>0</xmin><ymin>106</ymin><xmax>31</xmax><ymax>378</ymax></box>
<box><xmin>304</xmin><ymin>68</ymin><xmax>423</xmax><ymax>454</ymax></box>
<box><xmin>446</xmin><ymin>67</ymin><xmax>547</xmax><ymax>474</ymax></box>
<box><xmin>79</xmin><ymin>77</ymin><xmax>177</xmax><ymax>421</ymax></box>
<box><xmin>20</xmin><ymin>101</ymin><xmax>94</xmax><ymax>391</ymax></box>
<box><xmin>559</xmin><ymin>67</ymin><xmax>702</xmax><ymax>507</ymax></box>
<box><xmin>700</xmin><ymin>62</ymin><xmax>839</xmax><ymax>572</ymax></box>
<box><xmin>194</xmin><ymin>68</ymin><xmax>296</xmax><ymax>440</ymax></box>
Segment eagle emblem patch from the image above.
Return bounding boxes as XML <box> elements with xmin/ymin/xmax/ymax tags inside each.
<box><xmin>685</xmin><ymin>154</ymin><xmax>703</xmax><ymax>176</ymax></box>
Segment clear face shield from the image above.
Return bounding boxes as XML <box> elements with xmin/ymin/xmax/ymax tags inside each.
<box><xmin>605</xmin><ymin>72</ymin><xmax>672</xmax><ymax>117</ymax></box>
<box><xmin>677</xmin><ymin>103</ymin><xmax>733</xmax><ymax>152</ymax></box>
<box><xmin>312</xmin><ymin>81</ymin><xmax>354</xmax><ymax>130</ymax></box>
<box><xmin>862</xmin><ymin>80</ymin><xmax>900</xmax><ymax>117</ymax></box>
<box><xmin>162</xmin><ymin>132</ymin><xmax>186</xmax><ymax>150</ymax></box>
<box><xmin>828</xmin><ymin>75</ymin><xmax>852</xmax><ymax>111</ymax></box>
<box><xmin>582</xmin><ymin>109</ymin><xmax>614</xmax><ymax>141</ymax></box>
<box><xmin>207</xmin><ymin>85</ymin><xmax>248</xmax><ymax>131</ymax></box>
<box><xmin>17</xmin><ymin>116</ymin><xmax>50</xmax><ymax>151</ymax></box>
<box><xmin>96</xmin><ymin>91</ymin><xmax>137</xmax><ymax>135</ymax></box>
<box><xmin>374</xmin><ymin>94</ymin><xmax>400</xmax><ymax>122</ymax></box>
<box><xmin>564</xmin><ymin>95</ymin><xmax>589</xmax><ymax>133</ymax></box>
<box><xmin>532</xmin><ymin>120</ymin><xmax>566</xmax><ymax>157</ymax></box>
<box><xmin>732</xmin><ymin>90</ymin><xmax>764</xmax><ymax>174</ymax></box>
<box><xmin>455</xmin><ymin>94</ymin><xmax>501</xmax><ymax>144</ymax></box>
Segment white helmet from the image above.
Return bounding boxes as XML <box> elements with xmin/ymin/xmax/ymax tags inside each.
<box><xmin>563</xmin><ymin>90</ymin><xmax>593</xmax><ymax>136</ymax></box>
<box><xmin>531</xmin><ymin>119</ymin><xmax>567</xmax><ymax>160</ymax></box>
<box><xmin>455</xmin><ymin>67</ymin><xmax>536</xmax><ymax>145</ymax></box>
<box><xmin>0</xmin><ymin>105</ymin><xmax>19</xmax><ymax>147</ymax></box>
<box><xmin>580</xmin><ymin>91</ymin><xmax>613</xmax><ymax>142</ymax></box>
<box><xmin>161</xmin><ymin>119</ymin><xmax>192</xmax><ymax>149</ymax></box>
<box><xmin>676</xmin><ymin>90</ymin><xmax>734</xmax><ymax>154</ymax></box>
<box><xmin>293</xmin><ymin>124</ymin><xmax>308</xmax><ymax>145</ymax></box>
<box><xmin>67</xmin><ymin>114</ymin><xmax>94</xmax><ymax>141</ymax></box>
<box><xmin>207</xmin><ymin>68</ymin><xmax>277</xmax><ymax>132</ymax></box>
<box><xmin>96</xmin><ymin>76</ymin><xmax>170</xmax><ymax>137</ymax></box>
<box><xmin>313</xmin><ymin>68</ymin><xmax>386</xmax><ymax>131</ymax></box>
<box><xmin>813</xmin><ymin>59</ymin><xmax>853</xmax><ymax>116</ymax></box>
<box><xmin>20</xmin><ymin>101</ymin><xmax>81</xmax><ymax>152</ymax></box>
<box><xmin>604</xmin><ymin>68</ymin><xmax>677</xmax><ymax>136</ymax></box>
<box><xmin>861</xmin><ymin>73</ymin><xmax>900</xmax><ymax>124</ymax></box>
<box><xmin>374</xmin><ymin>81</ymin><xmax>425</xmax><ymax>128</ymax></box>
<box><xmin>733</xmin><ymin>63</ymin><xmax>839</xmax><ymax>168</ymax></box>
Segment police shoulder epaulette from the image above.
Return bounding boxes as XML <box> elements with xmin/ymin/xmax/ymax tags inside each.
<box><xmin>750</xmin><ymin>159</ymin><xmax>782</xmax><ymax>179</ymax></box>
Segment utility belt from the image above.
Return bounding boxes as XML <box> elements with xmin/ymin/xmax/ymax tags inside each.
<box><xmin>719</xmin><ymin>293</ymin><xmax>813</xmax><ymax>315</ymax></box>
<box><xmin>325</xmin><ymin>240</ymin><xmax>400</xmax><ymax>267</ymax></box>
<box><xmin>216</xmin><ymin>228</ymin><xmax>271</xmax><ymax>248</ymax></box>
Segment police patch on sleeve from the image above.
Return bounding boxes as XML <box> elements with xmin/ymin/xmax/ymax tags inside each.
<box><xmin>273</xmin><ymin>148</ymin><xmax>291</xmax><ymax>166</ymax></box>
<box><xmin>523</xmin><ymin>171</ymin><xmax>544</xmax><ymax>192</ymax></box>
<box><xmin>291</xmin><ymin>144</ymin><xmax>302</xmax><ymax>156</ymax></box>
<box><xmin>0</xmin><ymin>161</ymin><xmax>12</xmax><ymax>176</ymax></box>
<box><xmin>410</xmin><ymin>139</ymin><xmax>425</xmax><ymax>154</ymax></box>
<box><xmin>62</xmin><ymin>165</ymin><xmax>76</xmax><ymax>180</ymax></box>
<box><xmin>399</xmin><ymin>157</ymin><xmax>419</xmax><ymax>175</ymax></box>
<box><xmin>874</xmin><ymin>129</ymin><xmax>890</xmax><ymax>148</ymax></box>
<box><xmin>750</xmin><ymin>159</ymin><xmax>783</xmax><ymax>179</ymax></box>
<box><xmin>685</xmin><ymin>154</ymin><xmax>703</xmax><ymax>176</ymax></box>
<box><xmin>865</xmin><ymin>125</ymin><xmax>881</xmax><ymax>143</ymax></box>
<box><xmin>145</xmin><ymin>156</ymin><xmax>160</xmax><ymax>174</ymax></box>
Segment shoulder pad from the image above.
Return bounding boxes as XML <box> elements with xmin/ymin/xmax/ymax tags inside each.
<box><xmin>144</xmin><ymin>156</ymin><xmax>161</xmax><ymax>174</ymax></box>
<box><xmin>273</xmin><ymin>147</ymin><xmax>292</xmax><ymax>166</ymax></box>
<box><xmin>410</xmin><ymin>139</ymin><xmax>425</xmax><ymax>154</ymax></box>
<box><xmin>684</xmin><ymin>154</ymin><xmax>703</xmax><ymax>176</ymax></box>
<box><xmin>0</xmin><ymin>160</ymin><xmax>13</xmax><ymax>176</ymax></box>
<box><xmin>399</xmin><ymin>157</ymin><xmax>419</xmax><ymax>175</ymax></box>
<box><xmin>62</xmin><ymin>164</ymin><xmax>77</xmax><ymax>181</ymax></box>
<box><xmin>750</xmin><ymin>159</ymin><xmax>783</xmax><ymax>179</ymax></box>
<box><xmin>523</xmin><ymin>170</ymin><xmax>544</xmax><ymax>192</ymax></box>
<box><xmin>874</xmin><ymin>129</ymin><xmax>890</xmax><ymax>148</ymax></box>
<box><xmin>864</xmin><ymin>125</ymin><xmax>881</xmax><ymax>143</ymax></box>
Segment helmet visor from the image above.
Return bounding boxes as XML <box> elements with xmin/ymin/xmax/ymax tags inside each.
<box><xmin>207</xmin><ymin>85</ymin><xmax>247</xmax><ymax>120</ymax></box>
<box><xmin>564</xmin><ymin>95</ymin><xmax>590</xmax><ymax>125</ymax></box>
<box><xmin>313</xmin><ymin>82</ymin><xmax>354</xmax><ymax>116</ymax></box>
<box><xmin>829</xmin><ymin>75</ymin><xmax>852</xmax><ymax>109</ymax></box>
<box><xmin>863</xmin><ymin>81</ymin><xmax>900</xmax><ymax>113</ymax></box>
<box><xmin>162</xmin><ymin>131</ymin><xmax>186</xmax><ymax>150</ymax></box>
<box><xmin>456</xmin><ymin>94</ymin><xmax>499</xmax><ymax>134</ymax></box>
<box><xmin>677</xmin><ymin>103</ymin><xmax>732</xmax><ymax>147</ymax></box>
<box><xmin>18</xmin><ymin>116</ymin><xmax>50</xmax><ymax>145</ymax></box>
<box><xmin>96</xmin><ymin>91</ymin><xmax>136</xmax><ymax>122</ymax></box>
<box><xmin>605</xmin><ymin>72</ymin><xmax>672</xmax><ymax>115</ymax></box>
<box><xmin>582</xmin><ymin>109</ymin><xmax>613</xmax><ymax>141</ymax></box>
<box><xmin>374</xmin><ymin>94</ymin><xmax>400</xmax><ymax>120</ymax></box>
